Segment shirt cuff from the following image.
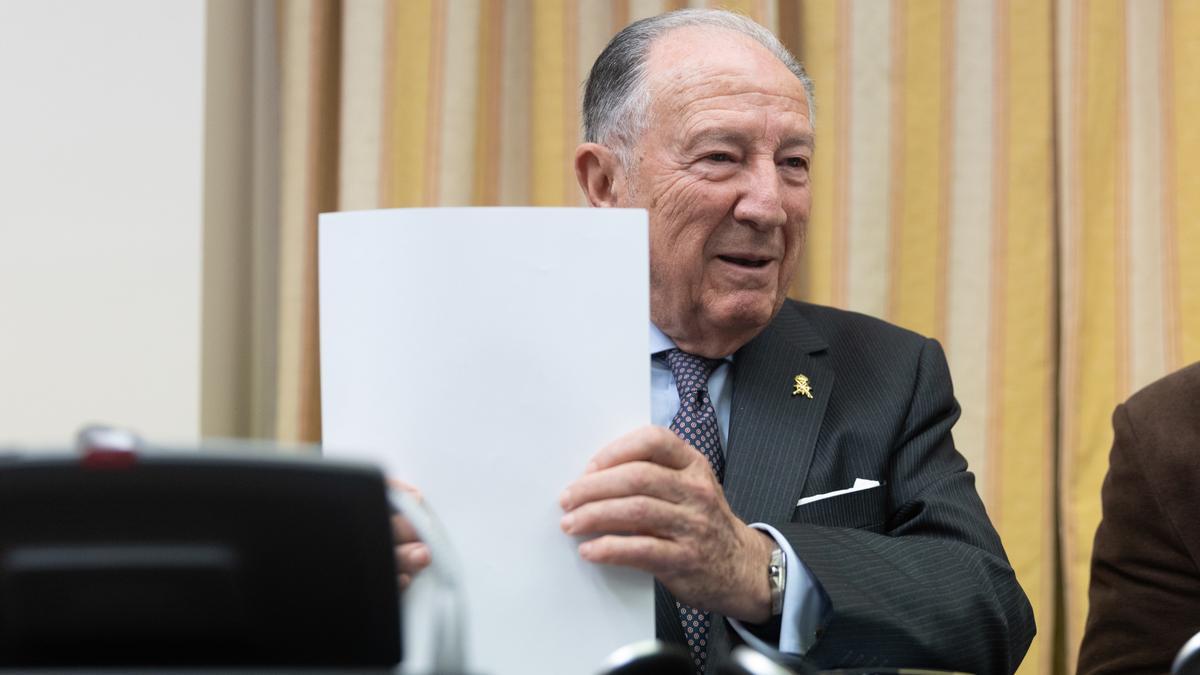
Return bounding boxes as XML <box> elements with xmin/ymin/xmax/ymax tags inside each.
<box><xmin>727</xmin><ymin>522</ymin><xmax>832</xmax><ymax>656</ymax></box>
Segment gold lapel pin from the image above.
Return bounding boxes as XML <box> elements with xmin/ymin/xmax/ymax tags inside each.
<box><xmin>792</xmin><ymin>374</ymin><xmax>813</xmax><ymax>399</ymax></box>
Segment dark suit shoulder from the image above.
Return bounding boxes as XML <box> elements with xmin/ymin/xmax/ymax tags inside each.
<box><xmin>783</xmin><ymin>300</ymin><xmax>928</xmax><ymax>348</ymax></box>
<box><xmin>1115</xmin><ymin>362</ymin><xmax>1200</xmax><ymax>506</ymax></box>
<box><xmin>779</xmin><ymin>300</ymin><xmax>937</xmax><ymax>382</ymax></box>
<box><xmin>1122</xmin><ymin>361</ymin><xmax>1200</xmax><ymax>451</ymax></box>
<box><xmin>1111</xmin><ymin>361</ymin><xmax>1200</xmax><ymax>565</ymax></box>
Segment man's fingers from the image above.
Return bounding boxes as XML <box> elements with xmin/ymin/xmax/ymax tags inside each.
<box><xmin>388</xmin><ymin>480</ymin><xmax>426</xmax><ymax>560</ymax></box>
<box><xmin>561</xmin><ymin>495</ymin><xmax>687</xmax><ymax>538</ymax></box>
<box><xmin>577</xmin><ymin>534</ymin><xmax>682</xmax><ymax>576</ymax></box>
<box><xmin>588</xmin><ymin>425</ymin><xmax>697</xmax><ymax>473</ymax></box>
<box><xmin>391</xmin><ymin>513</ymin><xmax>421</xmax><ymax>544</ymax></box>
<box><xmin>387</xmin><ymin>478</ymin><xmax>424</xmax><ymax>501</ymax></box>
<box><xmin>560</xmin><ymin>460</ymin><xmax>685</xmax><ymax>510</ymax></box>
<box><xmin>393</xmin><ymin>506</ymin><xmax>430</xmax><ymax>591</ymax></box>
<box><xmin>395</xmin><ymin>541</ymin><xmax>431</xmax><ymax>574</ymax></box>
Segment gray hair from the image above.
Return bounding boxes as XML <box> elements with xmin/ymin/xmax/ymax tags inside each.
<box><xmin>581</xmin><ymin>8</ymin><xmax>815</xmax><ymax>162</ymax></box>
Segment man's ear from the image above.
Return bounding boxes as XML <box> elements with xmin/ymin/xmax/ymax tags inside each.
<box><xmin>574</xmin><ymin>142</ymin><xmax>624</xmax><ymax>207</ymax></box>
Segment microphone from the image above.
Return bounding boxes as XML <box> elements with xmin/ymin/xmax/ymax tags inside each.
<box><xmin>599</xmin><ymin>639</ymin><xmax>695</xmax><ymax>675</ymax></box>
<box><xmin>1173</xmin><ymin>630</ymin><xmax>1200</xmax><ymax>675</ymax></box>
<box><xmin>718</xmin><ymin>645</ymin><xmax>804</xmax><ymax>675</ymax></box>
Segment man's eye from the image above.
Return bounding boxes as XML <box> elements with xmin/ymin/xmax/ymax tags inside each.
<box><xmin>707</xmin><ymin>153</ymin><xmax>734</xmax><ymax>163</ymax></box>
<box><xmin>785</xmin><ymin>157</ymin><xmax>809</xmax><ymax>169</ymax></box>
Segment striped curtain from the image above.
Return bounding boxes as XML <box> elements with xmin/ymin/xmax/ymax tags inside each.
<box><xmin>264</xmin><ymin>1</ymin><xmax>1200</xmax><ymax>673</ymax></box>
<box><xmin>1057</xmin><ymin>1</ymin><xmax>1200</xmax><ymax>671</ymax></box>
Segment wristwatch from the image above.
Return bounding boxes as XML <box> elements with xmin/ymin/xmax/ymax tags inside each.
<box><xmin>768</xmin><ymin>544</ymin><xmax>786</xmax><ymax>616</ymax></box>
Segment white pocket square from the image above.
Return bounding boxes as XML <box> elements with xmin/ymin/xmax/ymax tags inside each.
<box><xmin>797</xmin><ymin>478</ymin><xmax>880</xmax><ymax>506</ymax></box>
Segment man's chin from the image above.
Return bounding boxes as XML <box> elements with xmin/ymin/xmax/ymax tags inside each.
<box><xmin>703</xmin><ymin>294</ymin><xmax>782</xmax><ymax>338</ymax></box>
<box><xmin>652</xmin><ymin>292</ymin><xmax>785</xmax><ymax>356</ymax></box>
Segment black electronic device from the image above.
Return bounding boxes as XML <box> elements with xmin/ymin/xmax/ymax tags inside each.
<box><xmin>0</xmin><ymin>443</ymin><xmax>401</xmax><ymax>669</ymax></box>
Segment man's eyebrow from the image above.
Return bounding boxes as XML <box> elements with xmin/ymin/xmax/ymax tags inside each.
<box><xmin>682</xmin><ymin>129</ymin><xmax>752</xmax><ymax>148</ymax></box>
<box><xmin>780</xmin><ymin>133</ymin><xmax>816</xmax><ymax>151</ymax></box>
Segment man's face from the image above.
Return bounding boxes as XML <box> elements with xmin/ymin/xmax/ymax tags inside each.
<box><xmin>619</xmin><ymin>27</ymin><xmax>813</xmax><ymax>357</ymax></box>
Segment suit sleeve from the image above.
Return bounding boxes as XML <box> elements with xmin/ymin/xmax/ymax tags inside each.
<box><xmin>772</xmin><ymin>339</ymin><xmax>1035</xmax><ymax>674</ymax></box>
<box><xmin>1077</xmin><ymin>402</ymin><xmax>1200</xmax><ymax>675</ymax></box>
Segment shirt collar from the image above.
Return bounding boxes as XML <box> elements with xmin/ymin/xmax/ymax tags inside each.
<box><xmin>648</xmin><ymin>321</ymin><xmax>734</xmax><ymax>364</ymax></box>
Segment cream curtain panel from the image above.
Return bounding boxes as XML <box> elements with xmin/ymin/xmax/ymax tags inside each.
<box><xmin>259</xmin><ymin>1</ymin><xmax>1200</xmax><ymax>673</ymax></box>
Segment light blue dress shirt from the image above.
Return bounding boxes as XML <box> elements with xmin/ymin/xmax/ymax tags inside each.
<box><xmin>649</xmin><ymin>322</ymin><xmax>829</xmax><ymax>655</ymax></box>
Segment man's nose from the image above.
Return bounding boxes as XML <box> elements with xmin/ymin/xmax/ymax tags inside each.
<box><xmin>733</xmin><ymin>159</ymin><xmax>788</xmax><ymax>230</ymax></box>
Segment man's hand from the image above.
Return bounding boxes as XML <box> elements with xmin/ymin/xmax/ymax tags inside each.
<box><xmin>389</xmin><ymin>480</ymin><xmax>431</xmax><ymax>590</ymax></box>
<box><xmin>559</xmin><ymin>425</ymin><xmax>775</xmax><ymax>623</ymax></box>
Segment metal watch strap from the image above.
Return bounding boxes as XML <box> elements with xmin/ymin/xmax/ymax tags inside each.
<box><xmin>768</xmin><ymin>545</ymin><xmax>786</xmax><ymax>616</ymax></box>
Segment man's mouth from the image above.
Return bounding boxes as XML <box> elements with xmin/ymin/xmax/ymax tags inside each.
<box><xmin>717</xmin><ymin>255</ymin><xmax>771</xmax><ymax>269</ymax></box>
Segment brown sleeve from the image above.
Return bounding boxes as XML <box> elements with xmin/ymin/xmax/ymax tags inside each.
<box><xmin>1077</xmin><ymin>399</ymin><xmax>1200</xmax><ymax>675</ymax></box>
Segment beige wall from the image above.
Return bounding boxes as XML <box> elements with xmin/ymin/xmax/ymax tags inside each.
<box><xmin>0</xmin><ymin>0</ymin><xmax>257</xmax><ymax>446</ymax></box>
<box><xmin>202</xmin><ymin>0</ymin><xmax>274</xmax><ymax>440</ymax></box>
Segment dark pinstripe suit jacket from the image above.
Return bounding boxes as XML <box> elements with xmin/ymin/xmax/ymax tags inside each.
<box><xmin>656</xmin><ymin>300</ymin><xmax>1035</xmax><ymax>674</ymax></box>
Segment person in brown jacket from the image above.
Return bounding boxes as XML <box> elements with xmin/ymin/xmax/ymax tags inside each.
<box><xmin>1078</xmin><ymin>362</ymin><xmax>1200</xmax><ymax>674</ymax></box>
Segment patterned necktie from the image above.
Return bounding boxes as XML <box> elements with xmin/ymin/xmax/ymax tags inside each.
<box><xmin>664</xmin><ymin>348</ymin><xmax>725</xmax><ymax>674</ymax></box>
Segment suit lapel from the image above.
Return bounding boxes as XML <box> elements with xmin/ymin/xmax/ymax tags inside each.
<box><xmin>723</xmin><ymin>303</ymin><xmax>832</xmax><ymax>525</ymax></box>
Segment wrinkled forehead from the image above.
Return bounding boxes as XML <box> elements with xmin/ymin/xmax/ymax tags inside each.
<box><xmin>641</xmin><ymin>25</ymin><xmax>810</xmax><ymax>123</ymax></box>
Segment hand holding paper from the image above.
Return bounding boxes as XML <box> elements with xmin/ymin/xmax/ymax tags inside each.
<box><xmin>389</xmin><ymin>480</ymin><xmax>431</xmax><ymax>590</ymax></box>
<box><xmin>559</xmin><ymin>425</ymin><xmax>775</xmax><ymax>624</ymax></box>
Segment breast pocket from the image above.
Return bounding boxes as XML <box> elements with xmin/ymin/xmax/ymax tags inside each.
<box><xmin>790</xmin><ymin>485</ymin><xmax>887</xmax><ymax>533</ymax></box>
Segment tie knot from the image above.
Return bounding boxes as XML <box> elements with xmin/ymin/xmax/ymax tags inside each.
<box><xmin>664</xmin><ymin>349</ymin><xmax>723</xmax><ymax>397</ymax></box>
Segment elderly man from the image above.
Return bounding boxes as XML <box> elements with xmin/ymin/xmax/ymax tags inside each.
<box><xmin>400</xmin><ymin>9</ymin><xmax>1034</xmax><ymax>674</ymax></box>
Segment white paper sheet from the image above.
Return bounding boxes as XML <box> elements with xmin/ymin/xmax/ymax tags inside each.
<box><xmin>319</xmin><ymin>208</ymin><xmax>653</xmax><ymax>675</ymax></box>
